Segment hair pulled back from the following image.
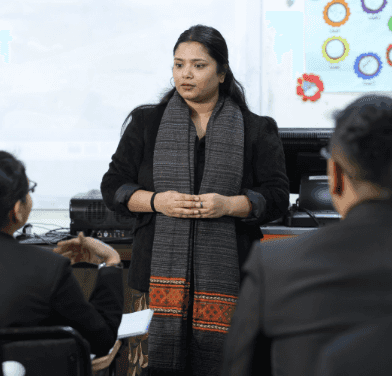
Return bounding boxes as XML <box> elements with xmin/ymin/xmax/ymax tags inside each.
<box><xmin>0</xmin><ymin>151</ymin><xmax>28</xmax><ymax>229</ymax></box>
<box><xmin>162</xmin><ymin>25</ymin><xmax>248</xmax><ymax>111</ymax></box>
<box><xmin>122</xmin><ymin>25</ymin><xmax>249</xmax><ymax>135</ymax></box>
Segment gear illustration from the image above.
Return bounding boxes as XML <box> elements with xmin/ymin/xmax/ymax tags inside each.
<box><xmin>323</xmin><ymin>0</ymin><xmax>351</xmax><ymax>27</ymax></box>
<box><xmin>387</xmin><ymin>45</ymin><xmax>392</xmax><ymax>66</ymax></box>
<box><xmin>297</xmin><ymin>74</ymin><xmax>325</xmax><ymax>102</ymax></box>
<box><xmin>354</xmin><ymin>53</ymin><xmax>382</xmax><ymax>79</ymax></box>
<box><xmin>361</xmin><ymin>0</ymin><xmax>387</xmax><ymax>14</ymax></box>
<box><xmin>322</xmin><ymin>37</ymin><xmax>350</xmax><ymax>63</ymax></box>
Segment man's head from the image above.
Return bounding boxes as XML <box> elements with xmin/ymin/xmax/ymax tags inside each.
<box><xmin>0</xmin><ymin>151</ymin><xmax>32</xmax><ymax>235</ymax></box>
<box><xmin>324</xmin><ymin>94</ymin><xmax>392</xmax><ymax>217</ymax></box>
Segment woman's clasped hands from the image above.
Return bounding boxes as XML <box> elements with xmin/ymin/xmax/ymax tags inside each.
<box><xmin>154</xmin><ymin>191</ymin><xmax>229</xmax><ymax>219</ymax></box>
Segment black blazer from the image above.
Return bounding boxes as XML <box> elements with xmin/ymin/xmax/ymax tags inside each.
<box><xmin>101</xmin><ymin>102</ymin><xmax>290</xmax><ymax>292</ymax></box>
<box><xmin>0</xmin><ymin>232</ymin><xmax>124</xmax><ymax>357</ymax></box>
<box><xmin>221</xmin><ymin>198</ymin><xmax>392</xmax><ymax>375</ymax></box>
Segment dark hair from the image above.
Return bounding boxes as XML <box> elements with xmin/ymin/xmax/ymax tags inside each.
<box><xmin>121</xmin><ymin>25</ymin><xmax>249</xmax><ymax>136</ymax></box>
<box><xmin>0</xmin><ymin>151</ymin><xmax>29</xmax><ymax>229</ymax></box>
<box><xmin>332</xmin><ymin>94</ymin><xmax>392</xmax><ymax>187</ymax></box>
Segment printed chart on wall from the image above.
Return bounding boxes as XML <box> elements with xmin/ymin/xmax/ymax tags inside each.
<box><xmin>305</xmin><ymin>0</ymin><xmax>392</xmax><ymax>92</ymax></box>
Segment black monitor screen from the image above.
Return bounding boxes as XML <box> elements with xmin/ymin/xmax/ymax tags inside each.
<box><xmin>299</xmin><ymin>176</ymin><xmax>334</xmax><ymax>211</ymax></box>
<box><xmin>278</xmin><ymin>128</ymin><xmax>333</xmax><ymax>194</ymax></box>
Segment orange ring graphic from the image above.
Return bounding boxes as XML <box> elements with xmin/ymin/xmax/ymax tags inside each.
<box><xmin>387</xmin><ymin>44</ymin><xmax>392</xmax><ymax>67</ymax></box>
<box><xmin>323</xmin><ymin>0</ymin><xmax>351</xmax><ymax>27</ymax></box>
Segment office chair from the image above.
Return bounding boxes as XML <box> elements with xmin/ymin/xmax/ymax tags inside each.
<box><xmin>316</xmin><ymin>317</ymin><xmax>392</xmax><ymax>376</ymax></box>
<box><xmin>0</xmin><ymin>326</ymin><xmax>92</xmax><ymax>376</ymax></box>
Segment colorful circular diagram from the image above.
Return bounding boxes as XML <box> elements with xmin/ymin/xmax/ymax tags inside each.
<box><xmin>387</xmin><ymin>45</ymin><xmax>392</xmax><ymax>66</ymax></box>
<box><xmin>322</xmin><ymin>37</ymin><xmax>350</xmax><ymax>63</ymax></box>
<box><xmin>354</xmin><ymin>53</ymin><xmax>382</xmax><ymax>79</ymax></box>
<box><xmin>297</xmin><ymin>74</ymin><xmax>324</xmax><ymax>102</ymax></box>
<box><xmin>388</xmin><ymin>17</ymin><xmax>392</xmax><ymax>31</ymax></box>
<box><xmin>323</xmin><ymin>0</ymin><xmax>351</xmax><ymax>27</ymax></box>
<box><xmin>361</xmin><ymin>0</ymin><xmax>387</xmax><ymax>13</ymax></box>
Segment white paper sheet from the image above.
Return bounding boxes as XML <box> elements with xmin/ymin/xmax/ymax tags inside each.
<box><xmin>117</xmin><ymin>309</ymin><xmax>154</xmax><ymax>339</ymax></box>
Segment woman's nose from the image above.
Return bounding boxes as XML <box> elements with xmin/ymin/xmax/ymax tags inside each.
<box><xmin>182</xmin><ymin>65</ymin><xmax>193</xmax><ymax>78</ymax></box>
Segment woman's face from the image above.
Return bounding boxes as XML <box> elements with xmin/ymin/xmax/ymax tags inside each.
<box><xmin>173</xmin><ymin>41</ymin><xmax>225</xmax><ymax>103</ymax></box>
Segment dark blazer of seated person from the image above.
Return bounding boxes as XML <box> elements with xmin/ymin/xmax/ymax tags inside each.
<box><xmin>0</xmin><ymin>151</ymin><xmax>124</xmax><ymax>357</ymax></box>
<box><xmin>221</xmin><ymin>95</ymin><xmax>392</xmax><ymax>375</ymax></box>
<box><xmin>315</xmin><ymin>317</ymin><xmax>392</xmax><ymax>376</ymax></box>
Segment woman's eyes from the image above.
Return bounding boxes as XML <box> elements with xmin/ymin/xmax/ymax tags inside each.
<box><xmin>175</xmin><ymin>63</ymin><xmax>205</xmax><ymax>69</ymax></box>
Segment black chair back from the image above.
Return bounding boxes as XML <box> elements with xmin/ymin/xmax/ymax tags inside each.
<box><xmin>0</xmin><ymin>326</ymin><xmax>92</xmax><ymax>376</ymax></box>
<box><xmin>316</xmin><ymin>318</ymin><xmax>392</xmax><ymax>376</ymax></box>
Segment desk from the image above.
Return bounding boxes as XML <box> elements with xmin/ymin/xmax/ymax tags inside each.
<box><xmin>261</xmin><ymin>224</ymin><xmax>318</xmax><ymax>242</ymax></box>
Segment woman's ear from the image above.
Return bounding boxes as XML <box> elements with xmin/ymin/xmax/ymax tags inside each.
<box><xmin>10</xmin><ymin>200</ymin><xmax>24</xmax><ymax>224</ymax></box>
<box><xmin>220</xmin><ymin>64</ymin><xmax>229</xmax><ymax>83</ymax></box>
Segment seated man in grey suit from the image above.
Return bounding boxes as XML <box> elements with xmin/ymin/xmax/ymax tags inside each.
<box><xmin>221</xmin><ymin>94</ymin><xmax>392</xmax><ymax>375</ymax></box>
<box><xmin>0</xmin><ymin>151</ymin><xmax>124</xmax><ymax>357</ymax></box>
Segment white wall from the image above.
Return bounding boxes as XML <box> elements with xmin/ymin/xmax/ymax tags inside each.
<box><xmin>0</xmin><ymin>0</ymin><xmax>262</xmax><ymax>209</ymax></box>
<box><xmin>4</xmin><ymin>0</ymin><xmax>388</xmax><ymax>209</ymax></box>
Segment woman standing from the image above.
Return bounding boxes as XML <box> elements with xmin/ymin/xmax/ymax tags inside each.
<box><xmin>101</xmin><ymin>25</ymin><xmax>289</xmax><ymax>376</ymax></box>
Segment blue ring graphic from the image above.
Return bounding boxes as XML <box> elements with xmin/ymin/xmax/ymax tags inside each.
<box><xmin>361</xmin><ymin>0</ymin><xmax>387</xmax><ymax>13</ymax></box>
<box><xmin>354</xmin><ymin>53</ymin><xmax>382</xmax><ymax>79</ymax></box>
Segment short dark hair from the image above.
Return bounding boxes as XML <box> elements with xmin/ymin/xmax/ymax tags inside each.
<box><xmin>0</xmin><ymin>151</ymin><xmax>29</xmax><ymax>229</ymax></box>
<box><xmin>332</xmin><ymin>94</ymin><xmax>392</xmax><ymax>187</ymax></box>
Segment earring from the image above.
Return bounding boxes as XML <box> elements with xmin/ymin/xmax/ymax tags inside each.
<box><xmin>170</xmin><ymin>77</ymin><xmax>175</xmax><ymax>87</ymax></box>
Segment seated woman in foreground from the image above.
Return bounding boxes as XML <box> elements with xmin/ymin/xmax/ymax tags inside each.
<box><xmin>0</xmin><ymin>150</ymin><xmax>124</xmax><ymax>357</ymax></box>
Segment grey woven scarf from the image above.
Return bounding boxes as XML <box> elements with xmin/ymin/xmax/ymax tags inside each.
<box><xmin>149</xmin><ymin>90</ymin><xmax>244</xmax><ymax>375</ymax></box>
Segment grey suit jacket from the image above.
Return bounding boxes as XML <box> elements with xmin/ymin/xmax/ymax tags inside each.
<box><xmin>222</xmin><ymin>198</ymin><xmax>392</xmax><ymax>375</ymax></box>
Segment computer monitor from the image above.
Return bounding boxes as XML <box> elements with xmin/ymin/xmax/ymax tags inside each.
<box><xmin>278</xmin><ymin>128</ymin><xmax>334</xmax><ymax>211</ymax></box>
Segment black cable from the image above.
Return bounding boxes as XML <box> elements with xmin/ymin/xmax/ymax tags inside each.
<box><xmin>47</xmin><ymin>227</ymin><xmax>71</xmax><ymax>233</ymax></box>
<box><xmin>18</xmin><ymin>224</ymin><xmax>133</xmax><ymax>244</ymax></box>
<box><xmin>32</xmin><ymin>233</ymin><xmax>57</xmax><ymax>245</ymax></box>
<box><xmin>26</xmin><ymin>222</ymin><xmax>66</xmax><ymax>229</ymax></box>
<box><xmin>17</xmin><ymin>223</ymin><xmax>72</xmax><ymax>244</ymax></box>
<box><xmin>299</xmin><ymin>207</ymin><xmax>320</xmax><ymax>227</ymax></box>
<box><xmin>291</xmin><ymin>200</ymin><xmax>320</xmax><ymax>227</ymax></box>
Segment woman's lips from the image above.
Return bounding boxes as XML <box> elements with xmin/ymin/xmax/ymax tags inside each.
<box><xmin>182</xmin><ymin>84</ymin><xmax>195</xmax><ymax>90</ymax></box>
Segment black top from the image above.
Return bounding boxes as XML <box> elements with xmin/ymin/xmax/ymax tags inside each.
<box><xmin>101</xmin><ymin>102</ymin><xmax>290</xmax><ymax>292</ymax></box>
<box><xmin>0</xmin><ymin>231</ymin><xmax>124</xmax><ymax>357</ymax></box>
<box><xmin>194</xmin><ymin>136</ymin><xmax>205</xmax><ymax>195</ymax></box>
<box><xmin>221</xmin><ymin>198</ymin><xmax>392</xmax><ymax>375</ymax></box>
